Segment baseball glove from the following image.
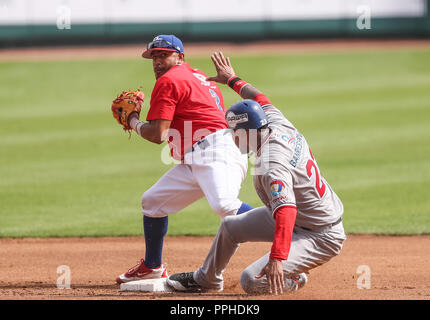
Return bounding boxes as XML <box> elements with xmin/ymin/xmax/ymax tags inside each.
<box><xmin>111</xmin><ymin>89</ymin><xmax>145</xmax><ymax>131</ymax></box>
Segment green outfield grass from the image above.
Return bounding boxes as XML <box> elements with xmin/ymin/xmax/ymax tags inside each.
<box><xmin>1</xmin><ymin>48</ymin><xmax>429</xmax><ymax>237</ymax></box>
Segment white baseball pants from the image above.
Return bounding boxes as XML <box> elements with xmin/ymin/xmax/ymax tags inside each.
<box><xmin>141</xmin><ymin>129</ymin><xmax>248</xmax><ymax>218</ymax></box>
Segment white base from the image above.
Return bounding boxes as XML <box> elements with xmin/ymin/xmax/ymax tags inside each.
<box><xmin>120</xmin><ymin>278</ymin><xmax>174</xmax><ymax>292</ymax></box>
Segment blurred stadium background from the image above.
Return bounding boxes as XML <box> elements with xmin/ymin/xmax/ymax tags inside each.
<box><xmin>0</xmin><ymin>0</ymin><xmax>429</xmax><ymax>47</ymax></box>
<box><xmin>1</xmin><ymin>1</ymin><xmax>429</xmax><ymax>237</ymax></box>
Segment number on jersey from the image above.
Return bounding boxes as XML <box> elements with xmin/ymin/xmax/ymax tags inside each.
<box><xmin>193</xmin><ymin>72</ymin><xmax>223</xmax><ymax>111</ymax></box>
<box><xmin>306</xmin><ymin>148</ymin><xmax>326</xmax><ymax>198</ymax></box>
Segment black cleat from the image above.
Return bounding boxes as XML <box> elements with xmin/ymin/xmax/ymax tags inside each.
<box><xmin>166</xmin><ymin>272</ymin><xmax>203</xmax><ymax>292</ymax></box>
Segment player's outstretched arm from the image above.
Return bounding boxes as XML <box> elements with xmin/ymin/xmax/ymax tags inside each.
<box><xmin>206</xmin><ymin>51</ymin><xmax>270</xmax><ymax>104</ymax></box>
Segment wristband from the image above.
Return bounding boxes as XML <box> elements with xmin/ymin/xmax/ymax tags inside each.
<box><xmin>129</xmin><ymin>117</ymin><xmax>144</xmax><ymax>135</ymax></box>
<box><xmin>227</xmin><ymin>76</ymin><xmax>249</xmax><ymax>95</ymax></box>
<box><xmin>135</xmin><ymin>121</ymin><xmax>145</xmax><ymax>135</ymax></box>
<box><xmin>129</xmin><ymin>117</ymin><xmax>138</xmax><ymax>131</ymax></box>
<box><xmin>227</xmin><ymin>76</ymin><xmax>241</xmax><ymax>88</ymax></box>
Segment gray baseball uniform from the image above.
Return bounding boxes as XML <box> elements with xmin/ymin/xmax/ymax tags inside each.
<box><xmin>253</xmin><ymin>104</ymin><xmax>344</xmax><ymax>228</ymax></box>
<box><xmin>193</xmin><ymin>103</ymin><xmax>346</xmax><ymax>293</ymax></box>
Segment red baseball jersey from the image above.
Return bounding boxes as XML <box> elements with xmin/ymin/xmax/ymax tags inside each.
<box><xmin>146</xmin><ymin>63</ymin><xmax>227</xmax><ymax>160</ymax></box>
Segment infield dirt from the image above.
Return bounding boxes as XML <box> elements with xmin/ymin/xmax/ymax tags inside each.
<box><xmin>0</xmin><ymin>235</ymin><xmax>429</xmax><ymax>300</ymax></box>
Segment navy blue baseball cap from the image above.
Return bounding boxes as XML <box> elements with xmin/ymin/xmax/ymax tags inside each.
<box><xmin>142</xmin><ymin>35</ymin><xmax>184</xmax><ymax>59</ymax></box>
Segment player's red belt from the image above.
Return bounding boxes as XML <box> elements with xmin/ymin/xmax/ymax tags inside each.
<box><xmin>296</xmin><ymin>217</ymin><xmax>342</xmax><ymax>233</ymax></box>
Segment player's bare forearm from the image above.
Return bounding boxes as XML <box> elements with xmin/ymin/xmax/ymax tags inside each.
<box><xmin>239</xmin><ymin>83</ymin><xmax>262</xmax><ymax>100</ymax></box>
<box><xmin>138</xmin><ymin>122</ymin><xmax>164</xmax><ymax>144</ymax></box>
<box><xmin>129</xmin><ymin>114</ymin><xmax>170</xmax><ymax>144</ymax></box>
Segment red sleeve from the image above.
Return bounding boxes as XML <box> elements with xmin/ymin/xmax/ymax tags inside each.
<box><xmin>146</xmin><ymin>77</ymin><xmax>179</xmax><ymax>121</ymax></box>
<box><xmin>254</xmin><ymin>93</ymin><xmax>272</xmax><ymax>107</ymax></box>
<box><xmin>270</xmin><ymin>206</ymin><xmax>297</xmax><ymax>261</ymax></box>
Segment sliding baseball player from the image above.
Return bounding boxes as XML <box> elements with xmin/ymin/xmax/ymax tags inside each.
<box><xmin>167</xmin><ymin>52</ymin><xmax>346</xmax><ymax>295</ymax></box>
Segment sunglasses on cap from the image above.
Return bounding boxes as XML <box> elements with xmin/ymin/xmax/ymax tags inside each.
<box><xmin>147</xmin><ymin>39</ymin><xmax>181</xmax><ymax>53</ymax></box>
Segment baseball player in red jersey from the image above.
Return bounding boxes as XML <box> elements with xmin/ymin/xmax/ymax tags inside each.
<box><xmin>166</xmin><ymin>52</ymin><xmax>346</xmax><ymax>295</ymax></box>
<box><xmin>116</xmin><ymin>36</ymin><xmax>253</xmax><ymax>284</ymax></box>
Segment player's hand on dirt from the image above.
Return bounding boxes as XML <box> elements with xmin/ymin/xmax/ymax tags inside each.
<box><xmin>206</xmin><ymin>51</ymin><xmax>236</xmax><ymax>84</ymax></box>
<box><xmin>255</xmin><ymin>258</ymin><xmax>284</xmax><ymax>295</ymax></box>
